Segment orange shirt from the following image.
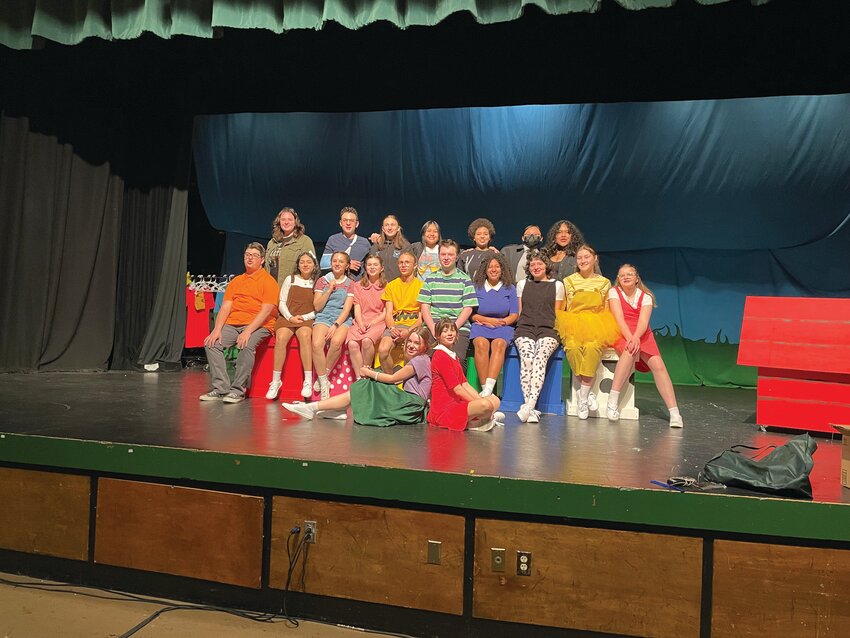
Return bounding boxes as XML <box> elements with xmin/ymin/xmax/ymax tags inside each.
<box><xmin>224</xmin><ymin>269</ymin><xmax>279</xmax><ymax>332</ymax></box>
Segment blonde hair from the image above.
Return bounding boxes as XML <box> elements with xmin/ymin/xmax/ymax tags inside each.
<box><xmin>616</xmin><ymin>263</ymin><xmax>657</xmax><ymax>307</ymax></box>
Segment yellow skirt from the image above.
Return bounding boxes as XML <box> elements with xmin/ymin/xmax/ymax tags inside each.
<box><xmin>555</xmin><ymin>308</ymin><xmax>621</xmax><ymax>349</ymax></box>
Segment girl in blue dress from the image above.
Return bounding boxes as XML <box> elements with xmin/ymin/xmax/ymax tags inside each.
<box><xmin>470</xmin><ymin>253</ymin><xmax>518</xmax><ymax>397</ymax></box>
<box><xmin>311</xmin><ymin>252</ymin><xmax>354</xmax><ymax>399</ymax></box>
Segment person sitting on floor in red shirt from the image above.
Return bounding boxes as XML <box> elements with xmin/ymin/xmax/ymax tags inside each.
<box><xmin>201</xmin><ymin>242</ymin><xmax>279</xmax><ymax>404</ymax></box>
<box><xmin>428</xmin><ymin>318</ymin><xmax>504</xmax><ymax>432</ymax></box>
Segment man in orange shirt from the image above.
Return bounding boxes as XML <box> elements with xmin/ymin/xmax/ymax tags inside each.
<box><xmin>201</xmin><ymin>242</ymin><xmax>279</xmax><ymax>403</ymax></box>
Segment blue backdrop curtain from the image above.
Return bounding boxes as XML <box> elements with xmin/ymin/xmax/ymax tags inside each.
<box><xmin>193</xmin><ymin>95</ymin><xmax>850</xmax><ymax>387</ymax></box>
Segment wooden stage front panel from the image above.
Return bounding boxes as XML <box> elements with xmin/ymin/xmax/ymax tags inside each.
<box><xmin>713</xmin><ymin>540</ymin><xmax>850</xmax><ymax>637</ymax></box>
<box><xmin>269</xmin><ymin>496</ymin><xmax>465</xmax><ymax>615</ymax></box>
<box><xmin>0</xmin><ymin>467</ymin><xmax>89</xmax><ymax>561</ymax></box>
<box><xmin>94</xmin><ymin>479</ymin><xmax>264</xmax><ymax>588</ymax></box>
<box><xmin>473</xmin><ymin>518</ymin><xmax>703</xmax><ymax>638</ymax></box>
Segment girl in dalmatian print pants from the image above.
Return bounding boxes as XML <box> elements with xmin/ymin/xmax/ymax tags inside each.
<box><xmin>511</xmin><ymin>251</ymin><xmax>566</xmax><ymax>423</ymax></box>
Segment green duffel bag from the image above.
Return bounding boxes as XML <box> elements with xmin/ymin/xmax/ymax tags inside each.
<box><xmin>701</xmin><ymin>433</ymin><xmax>817</xmax><ymax>499</ymax></box>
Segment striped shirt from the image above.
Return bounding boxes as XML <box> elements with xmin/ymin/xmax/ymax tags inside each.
<box><xmin>417</xmin><ymin>268</ymin><xmax>477</xmax><ymax>332</ymax></box>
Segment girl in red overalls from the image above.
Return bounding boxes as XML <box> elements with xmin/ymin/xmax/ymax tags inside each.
<box><xmin>607</xmin><ymin>264</ymin><xmax>683</xmax><ymax>428</ymax></box>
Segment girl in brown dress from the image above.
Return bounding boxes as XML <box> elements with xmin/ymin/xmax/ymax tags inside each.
<box><xmin>265</xmin><ymin>252</ymin><xmax>320</xmax><ymax>400</ymax></box>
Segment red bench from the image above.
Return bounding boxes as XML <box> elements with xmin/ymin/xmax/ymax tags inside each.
<box><xmin>738</xmin><ymin>296</ymin><xmax>850</xmax><ymax>434</ymax></box>
<box><xmin>247</xmin><ymin>336</ymin><xmax>355</xmax><ymax>401</ymax></box>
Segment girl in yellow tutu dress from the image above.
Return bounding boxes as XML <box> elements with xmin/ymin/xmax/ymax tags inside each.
<box><xmin>555</xmin><ymin>245</ymin><xmax>621</xmax><ymax>419</ymax></box>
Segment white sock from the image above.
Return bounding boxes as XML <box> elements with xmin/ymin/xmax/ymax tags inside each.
<box><xmin>579</xmin><ymin>384</ymin><xmax>591</xmax><ymax>400</ymax></box>
<box><xmin>272</xmin><ymin>370</ymin><xmax>282</xmax><ymax>383</ymax></box>
<box><xmin>669</xmin><ymin>407</ymin><xmax>680</xmax><ymax>419</ymax></box>
<box><xmin>483</xmin><ymin>378</ymin><xmax>497</xmax><ymax>393</ymax></box>
<box><xmin>607</xmin><ymin>389</ymin><xmax>620</xmax><ymax>409</ymax></box>
<box><xmin>303</xmin><ymin>371</ymin><xmax>312</xmax><ymax>383</ymax></box>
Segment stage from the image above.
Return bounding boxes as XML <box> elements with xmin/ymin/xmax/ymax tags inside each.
<box><xmin>1</xmin><ymin>370</ymin><xmax>849</xmax><ymax>637</ymax></box>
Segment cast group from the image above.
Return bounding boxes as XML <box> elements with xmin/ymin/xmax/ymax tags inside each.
<box><xmin>200</xmin><ymin>207</ymin><xmax>683</xmax><ymax>431</ymax></box>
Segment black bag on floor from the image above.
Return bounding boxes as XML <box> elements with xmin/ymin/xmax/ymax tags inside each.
<box><xmin>701</xmin><ymin>433</ymin><xmax>817</xmax><ymax>499</ymax></box>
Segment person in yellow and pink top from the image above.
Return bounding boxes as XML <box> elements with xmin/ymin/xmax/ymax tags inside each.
<box><xmin>555</xmin><ymin>245</ymin><xmax>620</xmax><ymax>419</ymax></box>
<box><xmin>346</xmin><ymin>254</ymin><xmax>388</xmax><ymax>380</ymax></box>
<box><xmin>377</xmin><ymin>250</ymin><xmax>423</xmax><ymax>372</ymax></box>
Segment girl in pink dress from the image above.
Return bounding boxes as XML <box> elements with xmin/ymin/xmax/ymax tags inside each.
<box><xmin>606</xmin><ymin>264</ymin><xmax>683</xmax><ymax>428</ymax></box>
<box><xmin>347</xmin><ymin>255</ymin><xmax>388</xmax><ymax>379</ymax></box>
<box><xmin>428</xmin><ymin>318</ymin><xmax>504</xmax><ymax>431</ymax></box>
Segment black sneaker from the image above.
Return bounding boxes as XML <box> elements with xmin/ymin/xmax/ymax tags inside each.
<box><xmin>222</xmin><ymin>392</ymin><xmax>245</xmax><ymax>404</ymax></box>
<box><xmin>199</xmin><ymin>390</ymin><xmax>225</xmax><ymax>401</ymax></box>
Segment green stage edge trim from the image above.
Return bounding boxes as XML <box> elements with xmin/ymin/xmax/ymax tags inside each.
<box><xmin>1</xmin><ymin>431</ymin><xmax>845</xmax><ymax>543</ymax></box>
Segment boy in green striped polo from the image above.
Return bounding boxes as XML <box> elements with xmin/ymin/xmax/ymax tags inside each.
<box><xmin>418</xmin><ymin>239</ymin><xmax>477</xmax><ymax>359</ymax></box>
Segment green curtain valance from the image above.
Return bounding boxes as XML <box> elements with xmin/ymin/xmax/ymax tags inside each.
<box><xmin>0</xmin><ymin>0</ymin><xmax>770</xmax><ymax>50</ymax></box>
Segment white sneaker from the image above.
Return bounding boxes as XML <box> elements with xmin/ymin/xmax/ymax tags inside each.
<box><xmin>469</xmin><ymin>419</ymin><xmax>496</xmax><ymax>432</ymax></box>
<box><xmin>317</xmin><ymin>409</ymin><xmax>348</xmax><ymax>420</ymax></box>
<box><xmin>587</xmin><ymin>391</ymin><xmax>598</xmax><ymax>412</ymax></box>
<box><xmin>282</xmin><ymin>402</ymin><xmax>317</xmax><ymax>419</ymax></box>
<box><xmin>527</xmin><ymin>409</ymin><xmax>541</xmax><ymax>423</ymax></box>
<box><xmin>606</xmin><ymin>405</ymin><xmax>620</xmax><ymax>422</ymax></box>
<box><xmin>517</xmin><ymin>403</ymin><xmax>532</xmax><ymax>423</ymax></box>
<box><xmin>319</xmin><ymin>379</ymin><xmax>330</xmax><ymax>400</ymax></box>
<box><xmin>480</xmin><ymin>386</ymin><xmax>493</xmax><ymax>397</ymax></box>
<box><xmin>492</xmin><ymin>411</ymin><xmax>505</xmax><ymax>423</ymax></box>
<box><xmin>577</xmin><ymin>399</ymin><xmax>589</xmax><ymax>420</ymax></box>
<box><xmin>301</xmin><ymin>379</ymin><xmax>313</xmax><ymax>399</ymax></box>
<box><xmin>669</xmin><ymin>414</ymin><xmax>684</xmax><ymax>428</ymax></box>
<box><xmin>265</xmin><ymin>380</ymin><xmax>282</xmax><ymax>400</ymax></box>
<box><xmin>313</xmin><ymin>379</ymin><xmax>321</xmax><ymax>393</ymax></box>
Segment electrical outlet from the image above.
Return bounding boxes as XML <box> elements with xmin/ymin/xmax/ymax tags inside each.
<box><xmin>516</xmin><ymin>550</ymin><xmax>532</xmax><ymax>576</ymax></box>
<box><xmin>304</xmin><ymin>520</ymin><xmax>317</xmax><ymax>544</ymax></box>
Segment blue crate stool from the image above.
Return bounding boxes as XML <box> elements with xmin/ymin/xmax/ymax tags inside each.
<box><xmin>500</xmin><ymin>344</ymin><xmax>565</xmax><ymax>415</ymax></box>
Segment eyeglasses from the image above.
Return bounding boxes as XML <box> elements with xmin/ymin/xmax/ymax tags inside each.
<box><xmin>341</xmin><ymin>217</ymin><xmax>358</xmax><ymax>223</ymax></box>
<box><xmin>244</xmin><ymin>252</ymin><xmax>262</xmax><ymax>260</ymax></box>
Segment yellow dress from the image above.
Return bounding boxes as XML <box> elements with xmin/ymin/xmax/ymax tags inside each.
<box><xmin>555</xmin><ymin>273</ymin><xmax>621</xmax><ymax>377</ymax></box>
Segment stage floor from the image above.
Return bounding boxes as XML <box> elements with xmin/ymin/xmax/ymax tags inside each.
<box><xmin>0</xmin><ymin>369</ymin><xmax>845</xmax><ymax>506</ymax></box>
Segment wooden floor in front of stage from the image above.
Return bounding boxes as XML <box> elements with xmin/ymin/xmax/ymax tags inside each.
<box><xmin>0</xmin><ymin>369</ymin><xmax>846</xmax><ymax>505</ymax></box>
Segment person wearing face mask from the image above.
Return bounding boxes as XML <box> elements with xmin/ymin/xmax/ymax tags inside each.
<box><xmin>501</xmin><ymin>225</ymin><xmax>543</xmax><ymax>283</ymax></box>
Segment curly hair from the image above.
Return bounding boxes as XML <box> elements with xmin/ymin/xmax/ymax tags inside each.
<box><xmin>524</xmin><ymin>249</ymin><xmax>554</xmax><ymax>280</ymax></box>
<box><xmin>271</xmin><ymin>207</ymin><xmax>305</xmax><ymax>243</ymax></box>
<box><xmin>473</xmin><ymin>252</ymin><xmax>514</xmax><ymax>288</ymax></box>
<box><xmin>292</xmin><ymin>251</ymin><xmax>320</xmax><ymax>283</ymax></box>
<box><xmin>467</xmin><ymin>218</ymin><xmax>496</xmax><ymax>244</ymax></box>
<box><xmin>543</xmin><ymin>219</ymin><xmax>585</xmax><ymax>258</ymax></box>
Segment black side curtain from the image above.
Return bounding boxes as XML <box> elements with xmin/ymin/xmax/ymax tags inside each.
<box><xmin>112</xmin><ymin>116</ymin><xmax>191</xmax><ymax>371</ymax></box>
<box><xmin>0</xmin><ymin>109</ymin><xmax>190</xmax><ymax>372</ymax></box>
